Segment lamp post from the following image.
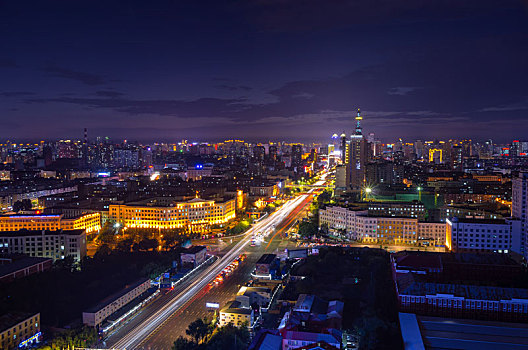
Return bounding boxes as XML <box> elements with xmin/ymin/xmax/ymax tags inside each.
<box><xmin>365</xmin><ymin>187</ymin><xmax>372</xmax><ymax>201</ymax></box>
<box><xmin>417</xmin><ymin>187</ymin><xmax>422</xmax><ymax>201</ymax></box>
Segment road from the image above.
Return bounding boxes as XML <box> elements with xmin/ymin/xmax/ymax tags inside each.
<box><xmin>106</xmin><ymin>178</ymin><xmax>326</xmax><ymax>350</ymax></box>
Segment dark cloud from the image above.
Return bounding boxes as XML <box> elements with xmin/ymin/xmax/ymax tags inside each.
<box><xmin>214</xmin><ymin>84</ymin><xmax>252</xmax><ymax>92</ymax></box>
<box><xmin>0</xmin><ymin>58</ymin><xmax>17</xmax><ymax>68</ymax></box>
<box><xmin>94</xmin><ymin>90</ymin><xmax>125</xmax><ymax>98</ymax></box>
<box><xmin>42</xmin><ymin>65</ymin><xmax>110</xmax><ymax>86</ymax></box>
<box><xmin>241</xmin><ymin>0</ymin><xmax>521</xmax><ymax>32</ymax></box>
<box><xmin>27</xmin><ymin>96</ymin><xmax>249</xmax><ymax>119</ymax></box>
<box><xmin>0</xmin><ymin>91</ymin><xmax>35</xmax><ymax>97</ymax></box>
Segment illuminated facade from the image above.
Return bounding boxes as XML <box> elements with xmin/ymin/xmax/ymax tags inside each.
<box><xmin>429</xmin><ymin>148</ymin><xmax>443</xmax><ymax>163</ymax></box>
<box><xmin>109</xmin><ymin>197</ymin><xmax>236</xmax><ymax>232</ymax></box>
<box><xmin>320</xmin><ymin>206</ymin><xmax>446</xmax><ymax>246</ymax></box>
<box><xmin>0</xmin><ymin>213</ymin><xmax>101</xmax><ymax>234</ymax></box>
<box><xmin>0</xmin><ymin>229</ymin><xmax>87</xmax><ymax>261</ymax></box>
<box><xmin>0</xmin><ymin>313</ymin><xmax>40</xmax><ymax>350</ymax></box>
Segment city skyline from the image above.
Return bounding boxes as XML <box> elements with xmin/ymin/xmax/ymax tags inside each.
<box><xmin>1</xmin><ymin>1</ymin><xmax>528</xmax><ymax>142</ymax></box>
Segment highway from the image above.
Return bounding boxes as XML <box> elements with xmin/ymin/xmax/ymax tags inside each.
<box><xmin>107</xmin><ymin>177</ymin><xmax>326</xmax><ymax>350</ymax></box>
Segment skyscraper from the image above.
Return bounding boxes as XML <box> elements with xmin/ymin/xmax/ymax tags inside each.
<box><xmin>512</xmin><ymin>172</ymin><xmax>528</xmax><ymax>258</ymax></box>
<box><xmin>346</xmin><ymin>108</ymin><xmax>369</xmax><ymax>192</ymax></box>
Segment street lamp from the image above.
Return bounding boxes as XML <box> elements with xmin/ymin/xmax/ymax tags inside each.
<box><xmin>365</xmin><ymin>187</ymin><xmax>372</xmax><ymax>201</ymax></box>
<box><xmin>417</xmin><ymin>186</ymin><xmax>422</xmax><ymax>201</ymax></box>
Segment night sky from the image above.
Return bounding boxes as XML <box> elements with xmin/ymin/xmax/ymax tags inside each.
<box><xmin>1</xmin><ymin>1</ymin><xmax>527</xmax><ymax>143</ymax></box>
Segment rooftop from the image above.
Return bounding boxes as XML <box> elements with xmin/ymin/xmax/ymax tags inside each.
<box><xmin>220</xmin><ymin>300</ymin><xmax>252</xmax><ymax>314</ymax></box>
<box><xmin>0</xmin><ymin>312</ymin><xmax>38</xmax><ymax>333</ymax></box>
<box><xmin>0</xmin><ymin>229</ymin><xmax>85</xmax><ymax>237</ymax></box>
<box><xmin>84</xmin><ymin>278</ymin><xmax>150</xmax><ymax>313</ymax></box>
<box><xmin>407</xmin><ymin>313</ymin><xmax>528</xmax><ymax>349</ymax></box>
<box><xmin>256</xmin><ymin>254</ymin><xmax>276</xmax><ymax>265</ymax></box>
<box><xmin>182</xmin><ymin>245</ymin><xmax>206</xmax><ymax>254</ymax></box>
<box><xmin>0</xmin><ymin>257</ymin><xmax>52</xmax><ymax>278</ymax></box>
<box><xmin>398</xmin><ymin>273</ymin><xmax>528</xmax><ymax>301</ymax></box>
<box><xmin>450</xmin><ymin>217</ymin><xmax>508</xmax><ymax>225</ymax></box>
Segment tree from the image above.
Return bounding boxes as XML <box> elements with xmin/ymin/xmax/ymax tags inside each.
<box><xmin>139</xmin><ymin>238</ymin><xmax>159</xmax><ymax>251</ymax></box>
<box><xmin>172</xmin><ymin>336</ymin><xmax>196</xmax><ymax>350</ymax></box>
<box><xmin>298</xmin><ymin>221</ymin><xmax>318</xmax><ymax>238</ymax></box>
<box><xmin>207</xmin><ymin>323</ymin><xmax>250</xmax><ymax>350</ymax></box>
<box><xmin>94</xmin><ymin>244</ymin><xmax>112</xmax><ymax>257</ymax></box>
<box><xmin>186</xmin><ymin>318</ymin><xmax>209</xmax><ymax>344</ymax></box>
<box><xmin>12</xmin><ymin>200</ymin><xmax>23</xmax><ymax>212</ymax></box>
<box><xmin>116</xmin><ymin>238</ymin><xmax>134</xmax><ymax>252</ymax></box>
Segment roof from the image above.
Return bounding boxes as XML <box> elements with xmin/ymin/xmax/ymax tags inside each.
<box><xmin>397</xmin><ymin>273</ymin><xmax>528</xmax><ymax>301</ymax></box>
<box><xmin>297</xmin><ymin>342</ymin><xmax>341</xmax><ymax>350</ymax></box>
<box><xmin>220</xmin><ymin>300</ymin><xmax>252</xmax><ymax>315</ymax></box>
<box><xmin>256</xmin><ymin>254</ymin><xmax>276</xmax><ymax>265</ymax></box>
<box><xmin>182</xmin><ymin>245</ymin><xmax>206</xmax><ymax>254</ymax></box>
<box><xmin>0</xmin><ymin>229</ymin><xmax>85</xmax><ymax>237</ymax></box>
<box><xmin>84</xmin><ymin>278</ymin><xmax>150</xmax><ymax>313</ymax></box>
<box><xmin>450</xmin><ymin>217</ymin><xmax>507</xmax><ymax>225</ymax></box>
<box><xmin>395</xmin><ymin>253</ymin><xmax>443</xmax><ymax>271</ymax></box>
<box><xmin>414</xmin><ymin>314</ymin><xmax>528</xmax><ymax>349</ymax></box>
<box><xmin>0</xmin><ymin>312</ymin><xmax>38</xmax><ymax>333</ymax></box>
<box><xmin>0</xmin><ymin>257</ymin><xmax>52</xmax><ymax>278</ymax></box>
<box><xmin>282</xmin><ymin>331</ymin><xmax>340</xmax><ymax>345</ymax></box>
<box><xmin>248</xmin><ymin>331</ymin><xmax>283</xmax><ymax>350</ymax></box>
<box><xmin>398</xmin><ymin>313</ymin><xmax>425</xmax><ymax>350</ymax></box>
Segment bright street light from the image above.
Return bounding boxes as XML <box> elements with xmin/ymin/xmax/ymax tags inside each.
<box><xmin>365</xmin><ymin>187</ymin><xmax>372</xmax><ymax>194</ymax></box>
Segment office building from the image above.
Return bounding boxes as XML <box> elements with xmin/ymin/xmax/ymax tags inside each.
<box><xmin>0</xmin><ymin>313</ymin><xmax>40</xmax><ymax>350</ymax></box>
<box><xmin>319</xmin><ymin>206</ymin><xmax>446</xmax><ymax>246</ymax></box>
<box><xmin>512</xmin><ymin>172</ymin><xmax>528</xmax><ymax>258</ymax></box>
<box><xmin>0</xmin><ymin>213</ymin><xmax>100</xmax><ymax>235</ymax></box>
<box><xmin>446</xmin><ymin>217</ymin><xmax>522</xmax><ymax>254</ymax></box>
<box><xmin>0</xmin><ymin>229</ymin><xmax>87</xmax><ymax>261</ymax></box>
<box><xmin>109</xmin><ymin>197</ymin><xmax>235</xmax><ymax>232</ymax></box>
<box><xmin>346</xmin><ymin>109</ymin><xmax>368</xmax><ymax>192</ymax></box>
<box><xmin>368</xmin><ymin>201</ymin><xmax>426</xmax><ymax>220</ymax></box>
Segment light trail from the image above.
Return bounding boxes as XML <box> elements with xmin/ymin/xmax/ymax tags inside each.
<box><xmin>111</xmin><ymin>182</ymin><xmax>324</xmax><ymax>350</ymax></box>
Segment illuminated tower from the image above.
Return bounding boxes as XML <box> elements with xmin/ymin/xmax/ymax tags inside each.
<box><xmin>347</xmin><ymin>108</ymin><xmax>369</xmax><ymax>192</ymax></box>
<box><xmin>355</xmin><ymin>108</ymin><xmax>363</xmax><ymax>135</ymax></box>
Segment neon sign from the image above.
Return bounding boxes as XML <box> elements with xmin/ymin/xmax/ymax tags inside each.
<box><xmin>19</xmin><ymin>332</ymin><xmax>41</xmax><ymax>348</ymax></box>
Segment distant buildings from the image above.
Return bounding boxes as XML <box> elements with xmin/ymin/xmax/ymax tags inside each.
<box><xmin>0</xmin><ymin>229</ymin><xmax>87</xmax><ymax>261</ymax></box>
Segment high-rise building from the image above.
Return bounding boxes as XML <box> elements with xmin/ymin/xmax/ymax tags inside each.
<box><xmin>512</xmin><ymin>172</ymin><xmax>528</xmax><ymax>258</ymax></box>
<box><xmin>346</xmin><ymin>108</ymin><xmax>368</xmax><ymax>192</ymax></box>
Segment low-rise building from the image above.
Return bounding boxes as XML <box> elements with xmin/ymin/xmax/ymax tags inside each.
<box><xmin>0</xmin><ymin>256</ymin><xmax>53</xmax><ymax>283</ymax></box>
<box><xmin>281</xmin><ymin>331</ymin><xmax>342</xmax><ymax>350</ymax></box>
<box><xmin>0</xmin><ymin>229</ymin><xmax>86</xmax><ymax>261</ymax></box>
<box><xmin>392</xmin><ymin>252</ymin><xmax>528</xmax><ymax>322</ymax></box>
<box><xmin>0</xmin><ymin>312</ymin><xmax>40</xmax><ymax>350</ymax></box>
<box><xmin>82</xmin><ymin>278</ymin><xmax>151</xmax><ymax>328</ymax></box>
<box><xmin>180</xmin><ymin>245</ymin><xmax>207</xmax><ymax>268</ymax></box>
<box><xmin>236</xmin><ymin>286</ymin><xmax>272</xmax><ymax>308</ymax></box>
<box><xmin>219</xmin><ymin>300</ymin><xmax>254</xmax><ymax>328</ymax></box>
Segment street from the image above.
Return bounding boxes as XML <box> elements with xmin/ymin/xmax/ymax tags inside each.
<box><xmin>105</xmin><ymin>179</ymin><xmax>325</xmax><ymax>350</ymax></box>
